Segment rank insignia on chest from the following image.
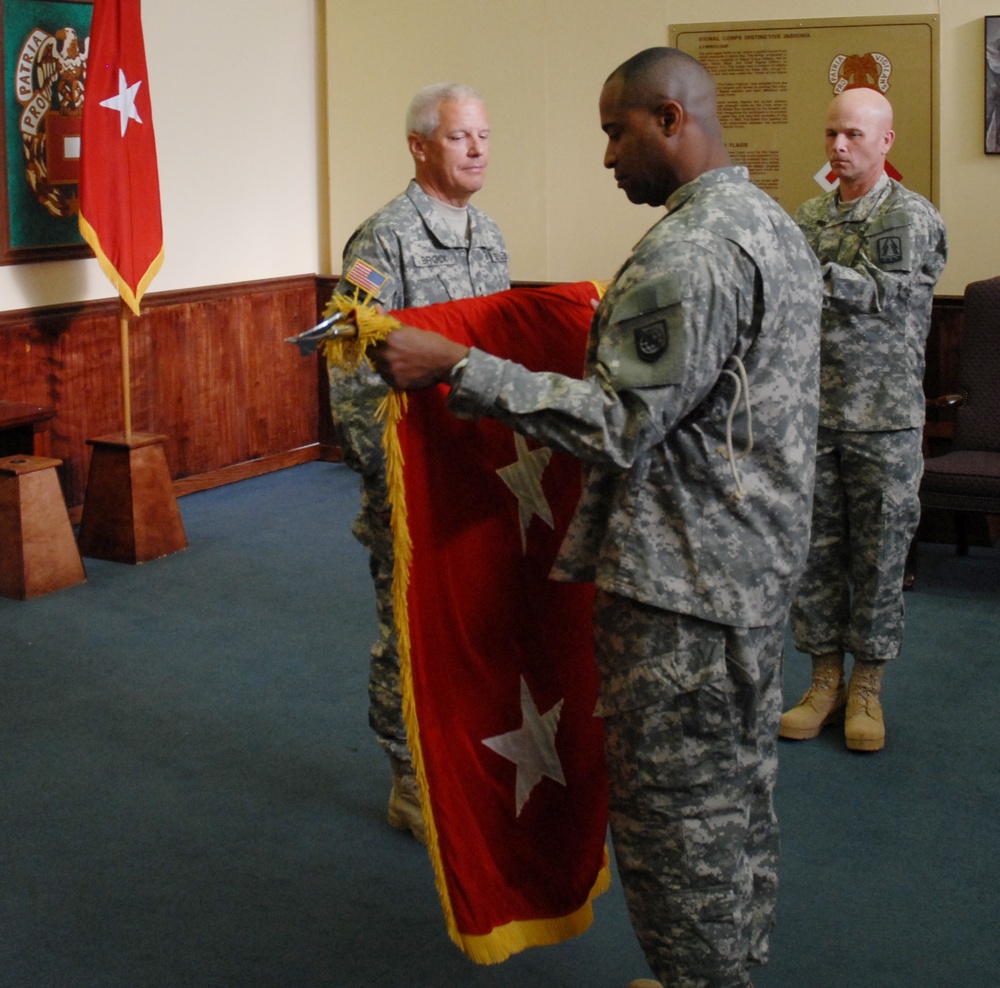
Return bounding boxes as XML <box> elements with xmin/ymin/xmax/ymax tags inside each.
<box><xmin>876</xmin><ymin>236</ymin><xmax>903</xmax><ymax>265</ymax></box>
<box><xmin>634</xmin><ymin>320</ymin><xmax>669</xmax><ymax>363</ymax></box>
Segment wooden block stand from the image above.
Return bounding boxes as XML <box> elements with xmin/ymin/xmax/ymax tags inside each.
<box><xmin>78</xmin><ymin>433</ymin><xmax>188</xmax><ymax>564</ymax></box>
<box><xmin>0</xmin><ymin>455</ymin><xmax>87</xmax><ymax>600</ymax></box>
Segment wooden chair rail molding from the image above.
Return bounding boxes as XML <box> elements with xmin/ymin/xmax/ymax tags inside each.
<box><xmin>0</xmin><ymin>279</ymin><xmax>969</xmax><ymax>515</ymax></box>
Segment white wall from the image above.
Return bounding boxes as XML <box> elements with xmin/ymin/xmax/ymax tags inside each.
<box><xmin>0</xmin><ymin>0</ymin><xmax>322</xmax><ymax>313</ymax></box>
<box><xmin>325</xmin><ymin>0</ymin><xmax>999</xmax><ymax>297</ymax></box>
<box><xmin>4</xmin><ymin>0</ymin><xmax>996</xmax><ymax>313</ymax></box>
<box><xmin>323</xmin><ymin>0</ymin><xmax>664</xmax><ymax>287</ymax></box>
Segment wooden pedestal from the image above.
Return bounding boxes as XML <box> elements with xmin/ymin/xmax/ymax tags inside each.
<box><xmin>78</xmin><ymin>433</ymin><xmax>188</xmax><ymax>564</ymax></box>
<box><xmin>0</xmin><ymin>455</ymin><xmax>86</xmax><ymax>599</ymax></box>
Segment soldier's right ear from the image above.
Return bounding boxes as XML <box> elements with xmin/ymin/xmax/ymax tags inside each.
<box><xmin>408</xmin><ymin>132</ymin><xmax>426</xmax><ymax>161</ymax></box>
<box><xmin>657</xmin><ymin>99</ymin><xmax>682</xmax><ymax>137</ymax></box>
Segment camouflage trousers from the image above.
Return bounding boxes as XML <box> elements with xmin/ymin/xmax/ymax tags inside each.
<box><xmin>352</xmin><ymin>489</ymin><xmax>412</xmax><ymax>769</ymax></box>
<box><xmin>594</xmin><ymin>591</ymin><xmax>783</xmax><ymax>988</ymax></box>
<box><xmin>791</xmin><ymin>427</ymin><xmax>923</xmax><ymax>663</ymax></box>
<box><xmin>329</xmin><ymin>370</ymin><xmax>413</xmax><ymax>774</ymax></box>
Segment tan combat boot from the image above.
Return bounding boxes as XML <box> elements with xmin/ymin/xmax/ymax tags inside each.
<box><xmin>779</xmin><ymin>652</ymin><xmax>847</xmax><ymax>740</ymax></box>
<box><xmin>387</xmin><ymin>754</ymin><xmax>427</xmax><ymax>844</ymax></box>
<box><xmin>845</xmin><ymin>660</ymin><xmax>885</xmax><ymax>752</ymax></box>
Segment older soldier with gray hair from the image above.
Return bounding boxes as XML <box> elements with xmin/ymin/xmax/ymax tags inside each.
<box><xmin>373</xmin><ymin>47</ymin><xmax>822</xmax><ymax>988</ymax></box>
<box><xmin>328</xmin><ymin>82</ymin><xmax>509</xmax><ymax>843</ymax></box>
<box><xmin>781</xmin><ymin>87</ymin><xmax>947</xmax><ymax>752</ymax></box>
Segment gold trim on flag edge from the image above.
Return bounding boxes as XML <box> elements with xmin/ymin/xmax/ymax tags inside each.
<box><xmin>78</xmin><ymin>213</ymin><xmax>164</xmax><ymax>316</ymax></box>
<box><xmin>318</xmin><ymin>288</ymin><xmax>613</xmax><ymax>965</ymax></box>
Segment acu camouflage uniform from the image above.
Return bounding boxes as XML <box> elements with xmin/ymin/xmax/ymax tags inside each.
<box><xmin>330</xmin><ymin>178</ymin><xmax>509</xmax><ymax>770</ymax></box>
<box><xmin>449</xmin><ymin>167</ymin><xmax>822</xmax><ymax>988</ymax></box>
<box><xmin>790</xmin><ymin>174</ymin><xmax>947</xmax><ymax>664</ymax></box>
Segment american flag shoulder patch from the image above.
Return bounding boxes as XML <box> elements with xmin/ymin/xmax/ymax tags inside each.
<box><xmin>344</xmin><ymin>258</ymin><xmax>389</xmax><ymax>296</ymax></box>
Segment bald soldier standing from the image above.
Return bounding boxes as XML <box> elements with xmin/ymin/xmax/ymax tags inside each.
<box><xmin>781</xmin><ymin>88</ymin><xmax>947</xmax><ymax>752</ymax></box>
<box><xmin>374</xmin><ymin>48</ymin><xmax>822</xmax><ymax>988</ymax></box>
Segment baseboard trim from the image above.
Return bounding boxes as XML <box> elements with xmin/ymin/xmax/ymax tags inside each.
<box><xmin>171</xmin><ymin>444</ymin><xmax>334</xmax><ymax>498</ymax></box>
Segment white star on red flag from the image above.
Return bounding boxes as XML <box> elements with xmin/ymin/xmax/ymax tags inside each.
<box><xmin>496</xmin><ymin>433</ymin><xmax>555</xmax><ymax>554</ymax></box>
<box><xmin>99</xmin><ymin>69</ymin><xmax>144</xmax><ymax>136</ymax></box>
<box><xmin>78</xmin><ymin>0</ymin><xmax>164</xmax><ymax>316</ymax></box>
<box><xmin>482</xmin><ymin>677</ymin><xmax>566</xmax><ymax>816</ymax></box>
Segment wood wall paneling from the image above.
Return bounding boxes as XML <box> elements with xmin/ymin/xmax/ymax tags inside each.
<box><xmin>0</xmin><ymin>276</ymin><xmax>327</xmax><ymax>509</ymax></box>
<box><xmin>0</xmin><ymin>283</ymin><xmax>991</xmax><ymax>549</ymax></box>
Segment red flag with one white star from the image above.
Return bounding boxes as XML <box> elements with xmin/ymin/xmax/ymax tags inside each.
<box><xmin>78</xmin><ymin>0</ymin><xmax>163</xmax><ymax>315</ymax></box>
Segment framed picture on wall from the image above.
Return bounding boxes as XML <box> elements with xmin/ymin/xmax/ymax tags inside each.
<box><xmin>0</xmin><ymin>0</ymin><xmax>93</xmax><ymax>265</ymax></box>
<box><xmin>671</xmin><ymin>15</ymin><xmax>942</xmax><ymax>207</ymax></box>
<box><xmin>988</xmin><ymin>17</ymin><xmax>1000</xmax><ymax>153</ymax></box>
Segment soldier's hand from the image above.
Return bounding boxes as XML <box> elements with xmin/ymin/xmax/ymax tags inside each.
<box><xmin>372</xmin><ymin>326</ymin><xmax>470</xmax><ymax>391</ymax></box>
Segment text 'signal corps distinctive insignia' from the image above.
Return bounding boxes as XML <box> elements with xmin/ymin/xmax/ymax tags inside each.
<box><xmin>15</xmin><ymin>26</ymin><xmax>90</xmax><ymax>218</ymax></box>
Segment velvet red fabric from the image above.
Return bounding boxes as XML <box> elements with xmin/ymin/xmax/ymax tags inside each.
<box><xmin>389</xmin><ymin>283</ymin><xmax>610</xmax><ymax>961</ymax></box>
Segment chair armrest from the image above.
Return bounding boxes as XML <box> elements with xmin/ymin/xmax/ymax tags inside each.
<box><xmin>926</xmin><ymin>393</ymin><xmax>965</xmax><ymax>409</ymax></box>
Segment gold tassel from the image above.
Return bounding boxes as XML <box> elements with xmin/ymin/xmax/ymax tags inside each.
<box><xmin>318</xmin><ymin>290</ymin><xmax>402</xmax><ymax>373</ymax></box>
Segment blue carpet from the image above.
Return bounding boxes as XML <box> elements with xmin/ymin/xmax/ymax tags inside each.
<box><xmin>772</xmin><ymin>542</ymin><xmax>1000</xmax><ymax>988</ymax></box>
<box><xmin>1</xmin><ymin>461</ymin><xmax>997</xmax><ymax>987</ymax></box>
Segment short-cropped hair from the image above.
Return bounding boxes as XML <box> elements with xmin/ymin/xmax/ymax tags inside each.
<box><xmin>406</xmin><ymin>83</ymin><xmax>484</xmax><ymax>137</ymax></box>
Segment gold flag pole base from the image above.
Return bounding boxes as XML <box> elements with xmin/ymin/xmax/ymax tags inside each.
<box><xmin>77</xmin><ymin>432</ymin><xmax>187</xmax><ymax>564</ymax></box>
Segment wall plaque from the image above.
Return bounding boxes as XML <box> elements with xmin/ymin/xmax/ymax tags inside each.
<box><xmin>670</xmin><ymin>16</ymin><xmax>940</xmax><ymax>212</ymax></box>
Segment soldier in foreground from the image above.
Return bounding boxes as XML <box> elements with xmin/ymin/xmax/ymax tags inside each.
<box><xmin>373</xmin><ymin>47</ymin><xmax>822</xmax><ymax>988</ymax></box>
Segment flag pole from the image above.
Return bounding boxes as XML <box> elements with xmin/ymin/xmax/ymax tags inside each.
<box><xmin>119</xmin><ymin>298</ymin><xmax>132</xmax><ymax>442</ymax></box>
<box><xmin>76</xmin><ymin>0</ymin><xmax>184</xmax><ymax>564</ymax></box>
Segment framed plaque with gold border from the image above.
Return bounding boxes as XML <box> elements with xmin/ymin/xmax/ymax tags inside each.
<box><xmin>1</xmin><ymin>0</ymin><xmax>93</xmax><ymax>265</ymax></box>
<box><xmin>670</xmin><ymin>16</ymin><xmax>940</xmax><ymax>212</ymax></box>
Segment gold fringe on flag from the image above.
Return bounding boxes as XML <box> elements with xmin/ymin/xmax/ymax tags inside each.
<box><xmin>78</xmin><ymin>214</ymin><xmax>164</xmax><ymax>317</ymax></box>
<box><xmin>321</xmin><ymin>291</ymin><xmax>611</xmax><ymax>964</ymax></box>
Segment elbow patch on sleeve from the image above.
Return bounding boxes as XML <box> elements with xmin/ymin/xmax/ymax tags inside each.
<box><xmin>599</xmin><ymin>277</ymin><xmax>688</xmax><ymax>389</ymax></box>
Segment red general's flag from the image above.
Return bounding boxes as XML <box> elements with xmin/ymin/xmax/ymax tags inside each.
<box><xmin>381</xmin><ymin>282</ymin><xmax>611</xmax><ymax>963</ymax></box>
<box><xmin>78</xmin><ymin>0</ymin><xmax>163</xmax><ymax>315</ymax></box>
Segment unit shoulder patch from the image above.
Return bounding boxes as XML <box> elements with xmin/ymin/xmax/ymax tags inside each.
<box><xmin>601</xmin><ymin>277</ymin><xmax>688</xmax><ymax>389</ymax></box>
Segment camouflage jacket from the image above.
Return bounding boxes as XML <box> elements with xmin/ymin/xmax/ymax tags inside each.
<box><xmin>329</xmin><ymin>180</ymin><xmax>509</xmax><ymax>490</ymax></box>
<box><xmin>450</xmin><ymin>167</ymin><xmax>823</xmax><ymax>628</ymax></box>
<box><xmin>795</xmin><ymin>174</ymin><xmax>947</xmax><ymax>431</ymax></box>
